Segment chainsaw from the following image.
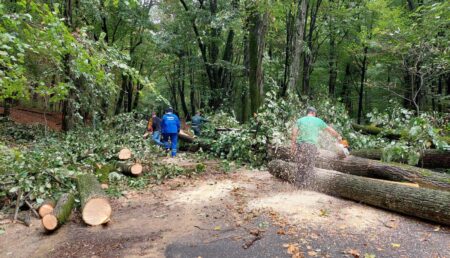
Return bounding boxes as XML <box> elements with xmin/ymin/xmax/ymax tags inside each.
<box><xmin>338</xmin><ymin>139</ymin><xmax>350</xmax><ymax>158</ymax></box>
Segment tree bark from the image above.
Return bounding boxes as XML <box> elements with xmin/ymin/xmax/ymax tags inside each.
<box><xmin>178</xmin><ymin>59</ymin><xmax>190</xmax><ymax>119</ymax></box>
<box><xmin>268</xmin><ymin>146</ymin><xmax>450</xmax><ymax>191</ymax></box>
<box><xmin>351</xmin><ymin>149</ymin><xmax>450</xmax><ymax>169</ymax></box>
<box><xmin>2</xmin><ymin>98</ymin><xmax>12</xmax><ymax>117</ymax></box>
<box><xmin>117</xmin><ymin>161</ymin><xmax>143</xmax><ymax>176</ymax></box>
<box><xmin>248</xmin><ymin>6</ymin><xmax>268</xmax><ymax>115</ymax></box>
<box><xmin>357</xmin><ymin>45</ymin><xmax>368</xmax><ymax>124</ymax></box>
<box><xmin>268</xmin><ymin>160</ymin><xmax>450</xmax><ymax>226</ymax></box>
<box><xmin>77</xmin><ymin>174</ymin><xmax>112</xmax><ymax>226</ymax></box>
<box><xmin>115</xmin><ymin>75</ymin><xmax>127</xmax><ymax>115</ymax></box>
<box><xmin>41</xmin><ymin>193</ymin><xmax>75</xmax><ymax>231</ymax></box>
<box><xmin>287</xmin><ymin>0</ymin><xmax>307</xmax><ymax>95</ymax></box>
<box><xmin>280</xmin><ymin>9</ymin><xmax>294</xmax><ymax>97</ymax></box>
<box><xmin>301</xmin><ymin>0</ymin><xmax>322</xmax><ymax>97</ymax></box>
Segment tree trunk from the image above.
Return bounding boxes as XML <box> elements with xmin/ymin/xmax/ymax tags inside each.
<box><xmin>280</xmin><ymin>9</ymin><xmax>294</xmax><ymax>97</ymax></box>
<box><xmin>357</xmin><ymin>46</ymin><xmax>368</xmax><ymax>124</ymax></box>
<box><xmin>287</xmin><ymin>0</ymin><xmax>307</xmax><ymax>95</ymax></box>
<box><xmin>248</xmin><ymin>6</ymin><xmax>269</xmax><ymax>115</ymax></box>
<box><xmin>328</xmin><ymin>33</ymin><xmax>337</xmax><ymax>97</ymax></box>
<box><xmin>179</xmin><ymin>0</ymin><xmax>216</xmax><ymax>105</ymax></box>
<box><xmin>41</xmin><ymin>193</ymin><xmax>75</xmax><ymax>231</ymax></box>
<box><xmin>351</xmin><ymin>149</ymin><xmax>450</xmax><ymax>169</ymax></box>
<box><xmin>268</xmin><ymin>146</ymin><xmax>450</xmax><ymax>191</ymax></box>
<box><xmin>126</xmin><ymin>79</ymin><xmax>133</xmax><ymax>112</ymax></box>
<box><xmin>2</xmin><ymin>98</ymin><xmax>12</xmax><ymax>117</ymax></box>
<box><xmin>268</xmin><ymin>160</ymin><xmax>450</xmax><ymax>226</ymax></box>
<box><xmin>115</xmin><ymin>75</ymin><xmax>127</xmax><ymax>115</ymax></box>
<box><xmin>341</xmin><ymin>63</ymin><xmax>352</xmax><ymax>111</ymax></box>
<box><xmin>301</xmin><ymin>0</ymin><xmax>322</xmax><ymax>97</ymax></box>
<box><xmin>190</xmin><ymin>65</ymin><xmax>196</xmax><ymax>116</ymax></box>
<box><xmin>178</xmin><ymin>60</ymin><xmax>190</xmax><ymax>120</ymax></box>
<box><xmin>77</xmin><ymin>174</ymin><xmax>112</xmax><ymax>226</ymax></box>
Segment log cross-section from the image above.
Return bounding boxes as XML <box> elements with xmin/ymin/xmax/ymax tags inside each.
<box><xmin>77</xmin><ymin>174</ymin><xmax>112</xmax><ymax>226</ymax></box>
<box><xmin>38</xmin><ymin>200</ymin><xmax>55</xmax><ymax>218</ymax></box>
<box><xmin>118</xmin><ymin>148</ymin><xmax>132</xmax><ymax>160</ymax></box>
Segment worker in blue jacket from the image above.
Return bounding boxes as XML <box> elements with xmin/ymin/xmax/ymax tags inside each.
<box><xmin>161</xmin><ymin>107</ymin><xmax>180</xmax><ymax>157</ymax></box>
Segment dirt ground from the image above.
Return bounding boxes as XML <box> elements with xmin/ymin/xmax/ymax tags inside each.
<box><xmin>0</xmin><ymin>165</ymin><xmax>449</xmax><ymax>258</ymax></box>
<box><xmin>0</xmin><ymin>107</ymin><xmax>62</xmax><ymax>131</ymax></box>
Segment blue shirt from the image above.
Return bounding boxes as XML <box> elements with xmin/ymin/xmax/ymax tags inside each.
<box><xmin>161</xmin><ymin>113</ymin><xmax>180</xmax><ymax>134</ymax></box>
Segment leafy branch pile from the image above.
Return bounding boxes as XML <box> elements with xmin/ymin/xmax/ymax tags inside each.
<box><xmin>199</xmin><ymin>90</ymin><xmax>354</xmax><ymax>167</ymax></box>
<box><xmin>0</xmin><ymin>113</ymin><xmax>200</xmax><ymax>212</ymax></box>
<box><xmin>355</xmin><ymin>103</ymin><xmax>450</xmax><ymax>165</ymax></box>
<box><xmin>192</xmin><ymin>91</ymin><xmax>448</xmax><ymax>168</ymax></box>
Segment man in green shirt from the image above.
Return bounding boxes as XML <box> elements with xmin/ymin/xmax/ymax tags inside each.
<box><xmin>290</xmin><ymin>107</ymin><xmax>342</xmax><ymax>186</ymax></box>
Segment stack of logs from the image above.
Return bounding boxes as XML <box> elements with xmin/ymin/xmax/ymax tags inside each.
<box><xmin>39</xmin><ymin>147</ymin><xmax>142</xmax><ymax>232</ymax></box>
<box><xmin>117</xmin><ymin>148</ymin><xmax>144</xmax><ymax>176</ymax></box>
<box><xmin>268</xmin><ymin>146</ymin><xmax>450</xmax><ymax>226</ymax></box>
<box><xmin>40</xmin><ymin>174</ymin><xmax>112</xmax><ymax>231</ymax></box>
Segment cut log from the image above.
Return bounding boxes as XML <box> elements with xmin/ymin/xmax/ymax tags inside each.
<box><xmin>118</xmin><ymin>148</ymin><xmax>132</xmax><ymax>160</ymax></box>
<box><xmin>268</xmin><ymin>146</ymin><xmax>450</xmax><ymax>191</ymax></box>
<box><xmin>38</xmin><ymin>200</ymin><xmax>55</xmax><ymax>218</ymax></box>
<box><xmin>77</xmin><ymin>174</ymin><xmax>112</xmax><ymax>226</ymax></box>
<box><xmin>41</xmin><ymin>193</ymin><xmax>74</xmax><ymax>231</ymax></box>
<box><xmin>268</xmin><ymin>160</ymin><xmax>450</xmax><ymax>226</ymax></box>
<box><xmin>117</xmin><ymin>161</ymin><xmax>143</xmax><ymax>176</ymax></box>
<box><xmin>351</xmin><ymin>149</ymin><xmax>450</xmax><ymax>169</ymax></box>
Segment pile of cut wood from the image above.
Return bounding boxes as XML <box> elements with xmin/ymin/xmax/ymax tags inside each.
<box><xmin>268</xmin><ymin>146</ymin><xmax>450</xmax><ymax>226</ymax></box>
<box><xmin>40</xmin><ymin>174</ymin><xmax>112</xmax><ymax>231</ymax></box>
<box><xmin>40</xmin><ymin>148</ymin><xmax>142</xmax><ymax>232</ymax></box>
<box><xmin>117</xmin><ymin>148</ymin><xmax>144</xmax><ymax>176</ymax></box>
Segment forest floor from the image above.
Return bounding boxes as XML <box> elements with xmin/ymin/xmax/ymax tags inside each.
<box><xmin>0</xmin><ymin>159</ymin><xmax>449</xmax><ymax>258</ymax></box>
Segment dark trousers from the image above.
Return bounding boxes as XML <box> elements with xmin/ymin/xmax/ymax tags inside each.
<box><xmin>294</xmin><ymin>142</ymin><xmax>318</xmax><ymax>187</ymax></box>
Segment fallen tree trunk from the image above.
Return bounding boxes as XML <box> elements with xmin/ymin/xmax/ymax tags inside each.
<box><xmin>351</xmin><ymin>149</ymin><xmax>450</xmax><ymax>169</ymax></box>
<box><xmin>268</xmin><ymin>146</ymin><xmax>450</xmax><ymax>191</ymax></box>
<box><xmin>117</xmin><ymin>161</ymin><xmax>143</xmax><ymax>176</ymax></box>
<box><xmin>268</xmin><ymin>160</ymin><xmax>450</xmax><ymax>226</ymax></box>
<box><xmin>38</xmin><ymin>200</ymin><xmax>55</xmax><ymax>218</ymax></box>
<box><xmin>77</xmin><ymin>174</ymin><xmax>112</xmax><ymax>226</ymax></box>
<box><xmin>41</xmin><ymin>193</ymin><xmax>74</xmax><ymax>231</ymax></box>
<box><xmin>179</xmin><ymin>130</ymin><xmax>195</xmax><ymax>143</ymax></box>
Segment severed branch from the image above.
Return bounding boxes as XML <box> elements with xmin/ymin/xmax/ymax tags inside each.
<box><xmin>24</xmin><ymin>199</ymin><xmax>40</xmax><ymax>218</ymax></box>
<box><xmin>13</xmin><ymin>190</ymin><xmax>22</xmax><ymax>223</ymax></box>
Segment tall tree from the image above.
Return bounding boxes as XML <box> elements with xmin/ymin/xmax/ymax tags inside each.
<box><xmin>285</xmin><ymin>0</ymin><xmax>307</xmax><ymax>97</ymax></box>
<box><xmin>247</xmin><ymin>2</ymin><xmax>269</xmax><ymax>114</ymax></box>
